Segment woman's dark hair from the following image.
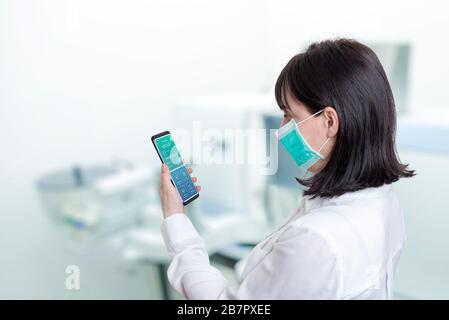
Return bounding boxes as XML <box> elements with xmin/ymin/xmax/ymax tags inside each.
<box><xmin>275</xmin><ymin>38</ymin><xmax>415</xmax><ymax>198</ymax></box>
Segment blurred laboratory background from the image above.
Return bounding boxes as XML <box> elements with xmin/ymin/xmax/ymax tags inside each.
<box><xmin>1</xmin><ymin>0</ymin><xmax>448</xmax><ymax>299</ymax></box>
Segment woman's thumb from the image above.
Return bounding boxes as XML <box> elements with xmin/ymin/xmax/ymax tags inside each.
<box><xmin>160</xmin><ymin>164</ymin><xmax>172</xmax><ymax>187</ymax></box>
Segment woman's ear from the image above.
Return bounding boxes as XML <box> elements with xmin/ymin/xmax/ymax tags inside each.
<box><xmin>323</xmin><ymin>106</ymin><xmax>339</xmax><ymax>138</ymax></box>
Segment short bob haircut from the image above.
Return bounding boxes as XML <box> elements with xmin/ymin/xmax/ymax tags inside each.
<box><xmin>275</xmin><ymin>38</ymin><xmax>415</xmax><ymax>198</ymax></box>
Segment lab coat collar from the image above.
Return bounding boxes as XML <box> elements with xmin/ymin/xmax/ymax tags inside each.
<box><xmin>302</xmin><ymin>184</ymin><xmax>393</xmax><ymax>213</ymax></box>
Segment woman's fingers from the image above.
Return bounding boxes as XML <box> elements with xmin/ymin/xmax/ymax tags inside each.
<box><xmin>160</xmin><ymin>164</ymin><xmax>175</xmax><ymax>191</ymax></box>
<box><xmin>186</xmin><ymin>168</ymin><xmax>200</xmax><ymax>191</ymax></box>
<box><xmin>160</xmin><ymin>164</ymin><xmax>171</xmax><ymax>185</ymax></box>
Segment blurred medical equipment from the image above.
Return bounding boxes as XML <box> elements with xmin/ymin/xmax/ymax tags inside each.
<box><xmin>34</xmin><ymin>157</ymin><xmax>267</xmax><ymax>299</ymax></box>
<box><xmin>35</xmin><ymin>160</ymin><xmax>157</xmax><ymax>240</ymax></box>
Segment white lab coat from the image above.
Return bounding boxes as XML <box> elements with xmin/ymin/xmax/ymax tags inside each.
<box><xmin>160</xmin><ymin>183</ymin><xmax>406</xmax><ymax>299</ymax></box>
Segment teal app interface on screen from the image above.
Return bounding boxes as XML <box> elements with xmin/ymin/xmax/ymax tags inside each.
<box><xmin>154</xmin><ymin>134</ymin><xmax>197</xmax><ymax>202</ymax></box>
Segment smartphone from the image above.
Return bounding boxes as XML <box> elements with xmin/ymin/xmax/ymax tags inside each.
<box><xmin>151</xmin><ymin>131</ymin><xmax>199</xmax><ymax>205</ymax></box>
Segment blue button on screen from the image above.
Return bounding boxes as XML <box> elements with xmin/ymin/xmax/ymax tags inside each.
<box><xmin>170</xmin><ymin>166</ymin><xmax>197</xmax><ymax>201</ymax></box>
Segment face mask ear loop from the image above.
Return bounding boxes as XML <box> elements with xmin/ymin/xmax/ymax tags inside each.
<box><xmin>300</xmin><ymin>170</ymin><xmax>308</xmax><ymax>180</ymax></box>
<box><xmin>317</xmin><ymin>137</ymin><xmax>332</xmax><ymax>159</ymax></box>
<box><xmin>296</xmin><ymin>109</ymin><xmax>324</xmax><ymax>126</ymax></box>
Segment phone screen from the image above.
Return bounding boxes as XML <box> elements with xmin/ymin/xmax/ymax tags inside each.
<box><xmin>152</xmin><ymin>132</ymin><xmax>199</xmax><ymax>205</ymax></box>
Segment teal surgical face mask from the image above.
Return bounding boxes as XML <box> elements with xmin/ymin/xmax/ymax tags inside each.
<box><xmin>276</xmin><ymin>109</ymin><xmax>331</xmax><ymax>178</ymax></box>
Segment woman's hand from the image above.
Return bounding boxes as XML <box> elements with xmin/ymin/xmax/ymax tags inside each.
<box><xmin>159</xmin><ymin>164</ymin><xmax>201</xmax><ymax>219</ymax></box>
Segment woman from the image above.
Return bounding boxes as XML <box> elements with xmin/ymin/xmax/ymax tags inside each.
<box><xmin>159</xmin><ymin>39</ymin><xmax>415</xmax><ymax>299</ymax></box>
